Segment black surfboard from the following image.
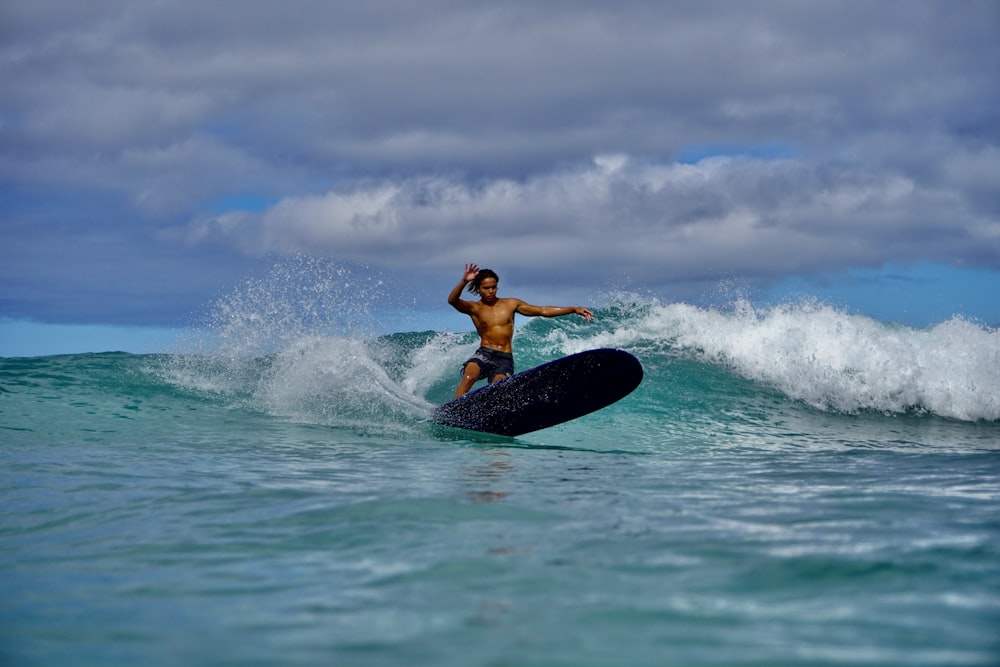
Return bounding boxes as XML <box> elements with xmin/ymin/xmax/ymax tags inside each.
<box><xmin>431</xmin><ymin>348</ymin><xmax>643</xmax><ymax>437</ymax></box>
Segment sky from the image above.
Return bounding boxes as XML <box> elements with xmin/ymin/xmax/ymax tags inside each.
<box><xmin>2</xmin><ymin>0</ymin><xmax>999</xmax><ymax>356</ymax></box>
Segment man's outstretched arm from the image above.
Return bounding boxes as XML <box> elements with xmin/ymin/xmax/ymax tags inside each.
<box><xmin>516</xmin><ymin>302</ymin><xmax>593</xmax><ymax>322</ymax></box>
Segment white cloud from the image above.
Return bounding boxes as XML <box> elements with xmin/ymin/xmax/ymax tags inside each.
<box><xmin>183</xmin><ymin>150</ymin><xmax>999</xmax><ymax>286</ymax></box>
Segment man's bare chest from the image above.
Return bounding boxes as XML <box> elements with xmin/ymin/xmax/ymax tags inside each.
<box><xmin>474</xmin><ymin>302</ymin><xmax>516</xmax><ymax>328</ymax></box>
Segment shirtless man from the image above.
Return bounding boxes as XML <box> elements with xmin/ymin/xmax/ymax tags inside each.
<box><xmin>447</xmin><ymin>263</ymin><xmax>593</xmax><ymax>397</ymax></box>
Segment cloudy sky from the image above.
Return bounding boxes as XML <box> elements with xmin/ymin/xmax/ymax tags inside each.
<box><xmin>2</xmin><ymin>0</ymin><xmax>998</xmax><ymax>355</ymax></box>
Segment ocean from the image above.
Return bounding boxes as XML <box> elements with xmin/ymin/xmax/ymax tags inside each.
<box><xmin>2</xmin><ymin>291</ymin><xmax>999</xmax><ymax>666</ymax></box>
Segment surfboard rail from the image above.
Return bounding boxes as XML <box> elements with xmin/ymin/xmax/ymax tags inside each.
<box><xmin>431</xmin><ymin>348</ymin><xmax>643</xmax><ymax>436</ymax></box>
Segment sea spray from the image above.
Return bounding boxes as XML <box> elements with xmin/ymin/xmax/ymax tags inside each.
<box><xmin>203</xmin><ymin>255</ymin><xmax>385</xmax><ymax>356</ymax></box>
<box><xmin>161</xmin><ymin>257</ymin><xmax>429</xmax><ymax>430</ymax></box>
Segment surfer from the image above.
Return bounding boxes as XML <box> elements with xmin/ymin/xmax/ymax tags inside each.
<box><xmin>447</xmin><ymin>263</ymin><xmax>593</xmax><ymax>397</ymax></box>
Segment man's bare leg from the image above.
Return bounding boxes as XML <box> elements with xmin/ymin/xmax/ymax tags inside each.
<box><xmin>454</xmin><ymin>361</ymin><xmax>481</xmax><ymax>397</ymax></box>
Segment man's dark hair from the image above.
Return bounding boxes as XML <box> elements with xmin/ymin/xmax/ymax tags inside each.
<box><xmin>468</xmin><ymin>268</ymin><xmax>499</xmax><ymax>295</ymax></box>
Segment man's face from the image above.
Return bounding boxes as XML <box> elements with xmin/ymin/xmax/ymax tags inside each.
<box><xmin>478</xmin><ymin>277</ymin><xmax>498</xmax><ymax>303</ymax></box>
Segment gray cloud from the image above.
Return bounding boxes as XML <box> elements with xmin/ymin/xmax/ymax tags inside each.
<box><xmin>1</xmin><ymin>0</ymin><xmax>998</xmax><ymax>324</ymax></box>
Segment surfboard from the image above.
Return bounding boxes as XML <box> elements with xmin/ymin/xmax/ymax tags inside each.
<box><xmin>431</xmin><ymin>348</ymin><xmax>643</xmax><ymax>437</ymax></box>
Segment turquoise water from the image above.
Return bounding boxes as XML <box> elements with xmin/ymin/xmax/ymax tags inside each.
<box><xmin>2</xmin><ymin>296</ymin><xmax>999</xmax><ymax>666</ymax></box>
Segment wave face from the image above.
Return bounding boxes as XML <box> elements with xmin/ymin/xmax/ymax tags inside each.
<box><xmin>6</xmin><ymin>299</ymin><xmax>996</xmax><ymax>456</ymax></box>
<box><xmin>164</xmin><ymin>290</ymin><xmax>1000</xmax><ymax>427</ymax></box>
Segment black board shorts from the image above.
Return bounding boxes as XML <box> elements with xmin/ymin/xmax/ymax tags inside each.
<box><xmin>462</xmin><ymin>347</ymin><xmax>514</xmax><ymax>382</ymax></box>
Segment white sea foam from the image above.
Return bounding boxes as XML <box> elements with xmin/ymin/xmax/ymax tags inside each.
<box><xmin>638</xmin><ymin>299</ymin><xmax>999</xmax><ymax>421</ymax></box>
<box><xmin>396</xmin><ymin>331</ymin><xmax>475</xmax><ymax>397</ymax></box>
